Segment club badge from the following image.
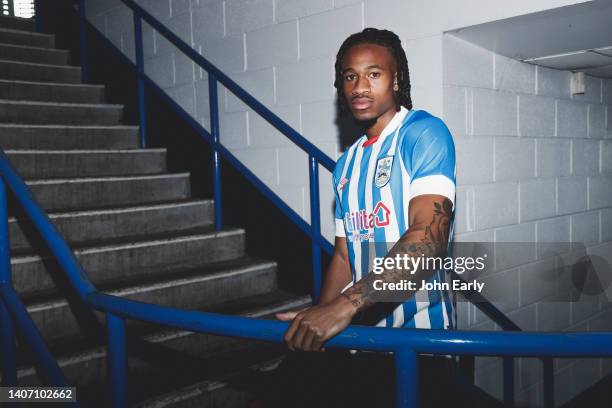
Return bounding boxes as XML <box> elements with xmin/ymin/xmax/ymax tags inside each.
<box><xmin>374</xmin><ymin>156</ymin><xmax>393</xmax><ymax>188</ymax></box>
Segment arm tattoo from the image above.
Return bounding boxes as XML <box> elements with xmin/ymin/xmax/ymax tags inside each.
<box><xmin>342</xmin><ymin>199</ymin><xmax>453</xmax><ymax>313</ymax></box>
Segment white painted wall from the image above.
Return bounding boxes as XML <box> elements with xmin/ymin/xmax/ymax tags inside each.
<box><xmin>84</xmin><ymin>1</ymin><xmax>612</xmax><ymax>405</ymax></box>
<box><xmin>444</xmin><ymin>34</ymin><xmax>612</xmax><ymax>405</ymax></box>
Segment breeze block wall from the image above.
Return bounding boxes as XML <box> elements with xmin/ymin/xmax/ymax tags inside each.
<box><xmin>84</xmin><ymin>0</ymin><xmax>586</xmax><ymax>243</ymax></box>
<box><xmin>83</xmin><ymin>0</ymin><xmax>611</xmax><ymax>406</ymax></box>
<box><xmin>444</xmin><ymin>34</ymin><xmax>612</xmax><ymax>406</ymax></box>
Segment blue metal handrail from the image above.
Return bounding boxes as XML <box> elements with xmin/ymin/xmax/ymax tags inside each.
<box><xmin>0</xmin><ymin>3</ymin><xmax>609</xmax><ymax>408</ymax></box>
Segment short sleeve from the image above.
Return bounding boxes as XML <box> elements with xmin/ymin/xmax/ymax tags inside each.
<box><xmin>403</xmin><ymin>117</ymin><xmax>456</xmax><ymax>210</ymax></box>
<box><xmin>333</xmin><ymin>174</ymin><xmax>346</xmax><ymax>237</ymax></box>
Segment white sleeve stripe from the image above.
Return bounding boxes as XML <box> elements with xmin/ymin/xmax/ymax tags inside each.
<box><xmin>408</xmin><ymin>175</ymin><xmax>455</xmax><ymax>210</ymax></box>
<box><xmin>335</xmin><ymin>218</ymin><xmax>346</xmax><ymax>237</ymax></box>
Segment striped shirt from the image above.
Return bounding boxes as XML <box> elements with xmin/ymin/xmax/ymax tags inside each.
<box><xmin>333</xmin><ymin>106</ymin><xmax>457</xmax><ymax>329</ymax></box>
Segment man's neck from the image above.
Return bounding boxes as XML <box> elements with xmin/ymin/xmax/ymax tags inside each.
<box><xmin>365</xmin><ymin>107</ymin><xmax>399</xmax><ymax>139</ymax></box>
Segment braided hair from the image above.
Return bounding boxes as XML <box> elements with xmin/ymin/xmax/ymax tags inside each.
<box><xmin>334</xmin><ymin>28</ymin><xmax>412</xmax><ymax>113</ymax></box>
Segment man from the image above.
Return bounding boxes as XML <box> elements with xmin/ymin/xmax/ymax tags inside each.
<box><xmin>258</xmin><ymin>28</ymin><xmax>457</xmax><ymax>407</ymax></box>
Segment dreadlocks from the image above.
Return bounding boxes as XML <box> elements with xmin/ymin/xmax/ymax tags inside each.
<box><xmin>334</xmin><ymin>28</ymin><xmax>412</xmax><ymax>113</ymax></box>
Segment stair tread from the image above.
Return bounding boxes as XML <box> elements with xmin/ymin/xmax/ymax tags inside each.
<box><xmin>4</xmin><ymin>148</ymin><xmax>166</xmax><ymax>154</ymax></box>
<box><xmin>0</xmin><ymin>15</ymin><xmax>36</xmax><ymax>30</ymax></box>
<box><xmin>23</xmin><ymin>171</ymin><xmax>189</xmax><ymax>183</ymax></box>
<box><xmin>0</xmin><ymin>41</ymin><xmax>67</xmax><ymax>53</ymax></box>
<box><xmin>8</xmin><ymin>198</ymin><xmax>213</xmax><ymax>253</ymax></box>
<box><xmin>25</xmin><ymin>255</ymin><xmax>278</xmax><ymax>310</ymax></box>
<box><xmin>9</xmin><ymin>198</ymin><xmax>213</xmax><ymax>222</ymax></box>
<box><xmin>0</xmin><ymin>26</ymin><xmax>53</xmax><ymax>37</ymax></box>
<box><xmin>0</xmin><ymin>57</ymin><xmax>77</xmax><ymax>69</ymax></box>
<box><xmin>0</xmin><ymin>77</ymin><xmax>101</xmax><ymax>88</ymax></box>
<box><xmin>11</xmin><ymin>224</ymin><xmax>244</xmax><ymax>262</ymax></box>
<box><xmin>128</xmin><ymin>349</ymin><xmax>285</xmax><ymax>408</ymax></box>
<box><xmin>83</xmin><ymin>344</ymin><xmax>287</xmax><ymax>408</ymax></box>
<box><xmin>0</xmin><ymin>123</ymin><xmax>137</xmax><ymax>129</ymax></box>
<box><xmin>0</xmin><ymin>98</ymin><xmax>122</xmax><ymax>108</ymax></box>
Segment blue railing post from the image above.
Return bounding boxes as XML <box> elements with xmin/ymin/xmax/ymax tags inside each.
<box><xmin>133</xmin><ymin>10</ymin><xmax>147</xmax><ymax>148</ymax></box>
<box><xmin>542</xmin><ymin>357</ymin><xmax>554</xmax><ymax>408</ymax></box>
<box><xmin>0</xmin><ymin>178</ymin><xmax>17</xmax><ymax>386</ymax></box>
<box><xmin>395</xmin><ymin>348</ymin><xmax>418</xmax><ymax>408</ymax></box>
<box><xmin>78</xmin><ymin>0</ymin><xmax>89</xmax><ymax>82</ymax></box>
<box><xmin>308</xmin><ymin>155</ymin><xmax>322</xmax><ymax>302</ymax></box>
<box><xmin>208</xmin><ymin>73</ymin><xmax>222</xmax><ymax>230</ymax></box>
<box><xmin>503</xmin><ymin>357</ymin><xmax>515</xmax><ymax>405</ymax></box>
<box><xmin>107</xmin><ymin>313</ymin><xmax>128</xmax><ymax>408</ymax></box>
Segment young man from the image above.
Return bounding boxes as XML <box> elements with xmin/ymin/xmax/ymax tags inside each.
<box><xmin>259</xmin><ymin>28</ymin><xmax>457</xmax><ymax>407</ymax></box>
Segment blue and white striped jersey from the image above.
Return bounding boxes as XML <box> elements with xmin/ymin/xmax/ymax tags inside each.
<box><xmin>333</xmin><ymin>106</ymin><xmax>457</xmax><ymax>329</ymax></box>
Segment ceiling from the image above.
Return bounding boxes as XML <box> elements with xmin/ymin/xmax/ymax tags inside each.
<box><xmin>448</xmin><ymin>0</ymin><xmax>612</xmax><ymax>78</ymax></box>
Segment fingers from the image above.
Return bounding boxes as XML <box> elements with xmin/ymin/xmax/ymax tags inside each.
<box><xmin>292</xmin><ymin>322</ymin><xmax>309</xmax><ymax>351</ymax></box>
<box><xmin>275</xmin><ymin>311</ymin><xmax>298</xmax><ymax>321</ymax></box>
<box><xmin>287</xmin><ymin>320</ymin><xmax>326</xmax><ymax>352</ymax></box>
<box><xmin>311</xmin><ymin>335</ymin><xmax>326</xmax><ymax>352</ymax></box>
<box><xmin>283</xmin><ymin>313</ymin><xmax>303</xmax><ymax>351</ymax></box>
<box><xmin>301</xmin><ymin>324</ymin><xmax>320</xmax><ymax>351</ymax></box>
<box><xmin>275</xmin><ymin>307</ymin><xmax>308</xmax><ymax>321</ymax></box>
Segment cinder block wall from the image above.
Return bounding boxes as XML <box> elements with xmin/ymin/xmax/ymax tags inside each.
<box><xmin>86</xmin><ymin>0</ymin><xmax>581</xmax><ymax>242</ymax></box>
<box><xmin>445</xmin><ymin>34</ymin><xmax>612</xmax><ymax>406</ymax></box>
<box><xmin>84</xmin><ymin>0</ymin><xmax>611</xmax><ymax>405</ymax></box>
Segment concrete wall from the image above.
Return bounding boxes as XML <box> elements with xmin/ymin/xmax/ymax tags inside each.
<box><xmin>445</xmin><ymin>34</ymin><xmax>612</xmax><ymax>405</ymax></box>
<box><xmin>84</xmin><ymin>0</ymin><xmax>612</xmax><ymax>405</ymax></box>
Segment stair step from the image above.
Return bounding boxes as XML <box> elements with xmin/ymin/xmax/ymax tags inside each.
<box><xmin>9</xmin><ymin>199</ymin><xmax>214</xmax><ymax>253</ymax></box>
<box><xmin>0</xmin><ymin>99</ymin><xmax>123</xmax><ymax>125</ymax></box>
<box><xmin>0</xmin><ymin>15</ymin><xmax>36</xmax><ymax>32</ymax></box>
<box><xmin>4</xmin><ymin>148</ymin><xmax>167</xmax><ymax>178</ymax></box>
<box><xmin>17</xmin><ymin>172</ymin><xmax>190</xmax><ymax>212</ymax></box>
<box><xmin>0</xmin><ymin>27</ymin><xmax>54</xmax><ymax>48</ymax></box>
<box><xmin>130</xmin><ymin>353</ymin><xmax>284</xmax><ymax>408</ymax></box>
<box><xmin>0</xmin><ymin>59</ymin><xmax>81</xmax><ymax>83</ymax></box>
<box><xmin>11</xmin><ymin>226</ymin><xmax>246</xmax><ymax>298</ymax></box>
<box><xmin>25</xmin><ymin>257</ymin><xmax>276</xmax><ymax>342</ymax></box>
<box><xmin>17</xmin><ymin>290</ymin><xmax>310</xmax><ymax>391</ymax></box>
<box><xmin>84</xmin><ymin>346</ymin><xmax>285</xmax><ymax>408</ymax></box>
<box><xmin>0</xmin><ymin>79</ymin><xmax>104</xmax><ymax>103</ymax></box>
<box><xmin>0</xmin><ymin>124</ymin><xmax>140</xmax><ymax>149</ymax></box>
<box><xmin>0</xmin><ymin>42</ymin><xmax>69</xmax><ymax>64</ymax></box>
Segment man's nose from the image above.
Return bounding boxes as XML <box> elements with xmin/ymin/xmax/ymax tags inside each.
<box><xmin>352</xmin><ymin>75</ymin><xmax>370</xmax><ymax>95</ymax></box>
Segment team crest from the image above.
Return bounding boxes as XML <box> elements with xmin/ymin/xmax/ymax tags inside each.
<box><xmin>374</xmin><ymin>156</ymin><xmax>393</xmax><ymax>188</ymax></box>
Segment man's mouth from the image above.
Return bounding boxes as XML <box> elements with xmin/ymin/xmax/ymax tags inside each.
<box><xmin>351</xmin><ymin>97</ymin><xmax>373</xmax><ymax>110</ymax></box>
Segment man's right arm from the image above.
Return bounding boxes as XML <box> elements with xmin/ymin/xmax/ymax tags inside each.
<box><xmin>317</xmin><ymin>236</ymin><xmax>352</xmax><ymax>306</ymax></box>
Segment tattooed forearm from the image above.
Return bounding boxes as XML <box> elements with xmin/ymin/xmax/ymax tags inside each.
<box><xmin>342</xmin><ymin>198</ymin><xmax>453</xmax><ymax>313</ymax></box>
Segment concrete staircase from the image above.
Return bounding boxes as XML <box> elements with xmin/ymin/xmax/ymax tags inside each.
<box><xmin>0</xmin><ymin>14</ymin><xmax>309</xmax><ymax>407</ymax></box>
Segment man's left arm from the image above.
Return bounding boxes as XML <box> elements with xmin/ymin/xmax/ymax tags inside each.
<box><xmin>281</xmin><ymin>194</ymin><xmax>452</xmax><ymax>351</ymax></box>
<box><xmin>340</xmin><ymin>194</ymin><xmax>452</xmax><ymax>312</ymax></box>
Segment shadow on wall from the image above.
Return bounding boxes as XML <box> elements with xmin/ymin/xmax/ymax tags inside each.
<box><xmin>334</xmin><ymin>96</ymin><xmax>370</xmax><ymax>151</ymax></box>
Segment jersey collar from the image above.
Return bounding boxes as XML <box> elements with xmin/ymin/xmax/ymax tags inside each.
<box><xmin>361</xmin><ymin>106</ymin><xmax>409</xmax><ymax>148</ymax></box>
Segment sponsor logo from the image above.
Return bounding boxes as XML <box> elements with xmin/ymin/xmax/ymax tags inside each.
<box><xmin>343</xmin><ymin>201</ymin><xmax>391</xmax><ymax>239</ymax></box>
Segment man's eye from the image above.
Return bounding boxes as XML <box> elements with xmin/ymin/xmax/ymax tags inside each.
<box><xmin>344</xmin><ymin>74</ymin><xmax>356</xmax><ymax>81</ymax></box>
<box><xmin>369</xmin><ymin>72</ymin><xmax>381</xmax><ymax>79</ymax></box>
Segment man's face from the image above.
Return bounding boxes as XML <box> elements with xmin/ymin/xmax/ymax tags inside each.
<box><xmin>340</xmin><ymin>43</ymin><xmax>397</xmax><ymax>122</ymax></box>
